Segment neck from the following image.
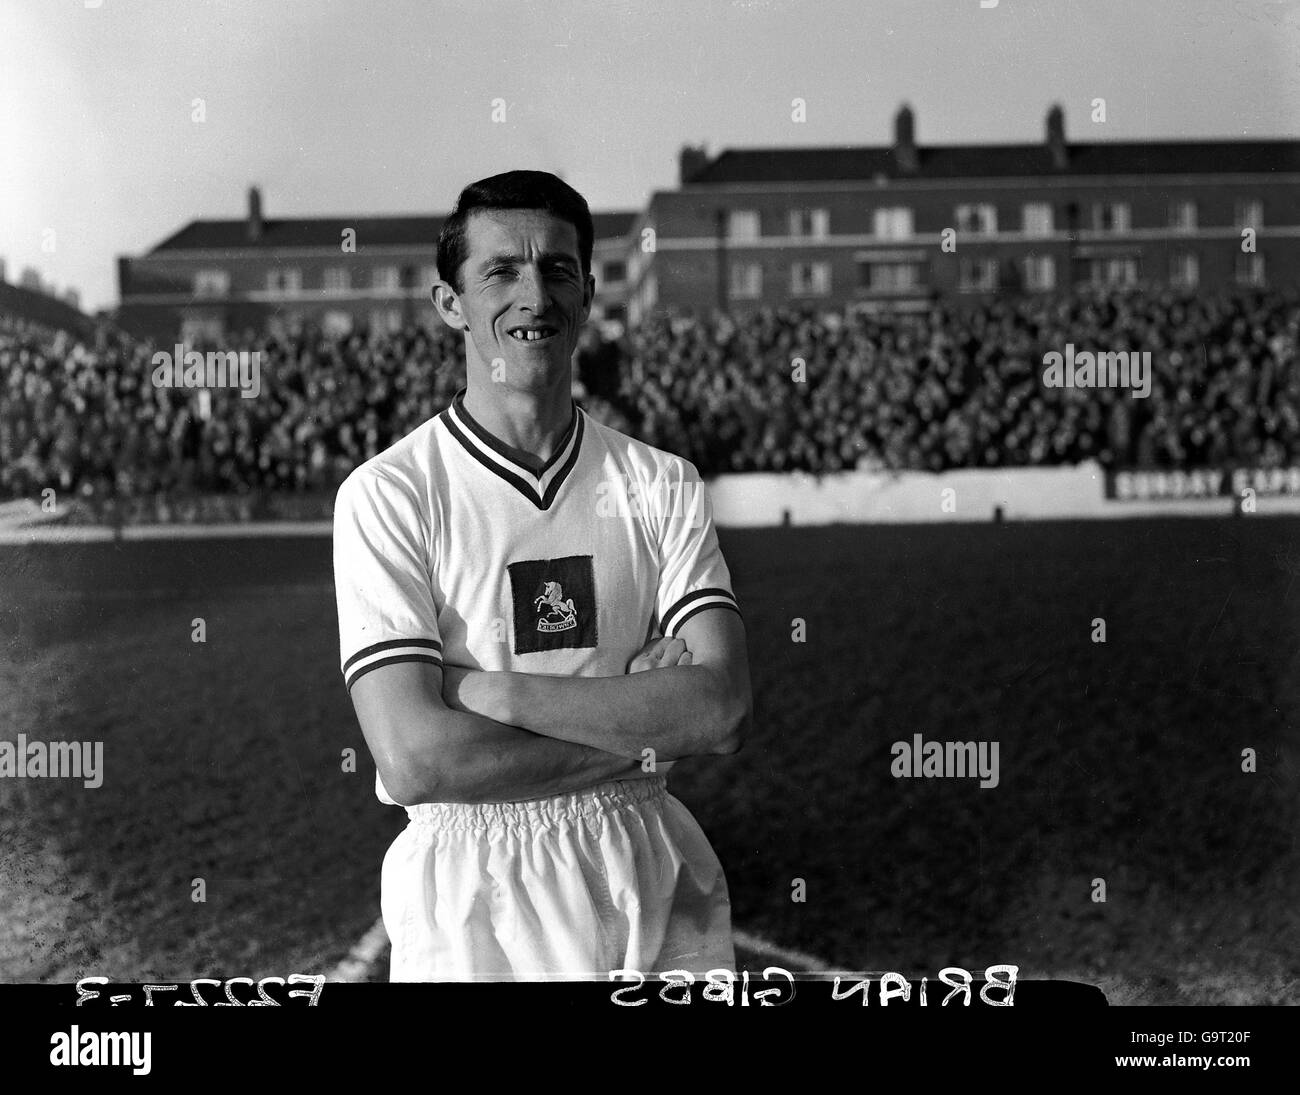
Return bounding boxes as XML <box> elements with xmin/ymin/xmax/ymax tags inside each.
<box><xmin>461</xmin><ymin>374</ymin><xmax>574</xmax><ymax>471</ymax></box>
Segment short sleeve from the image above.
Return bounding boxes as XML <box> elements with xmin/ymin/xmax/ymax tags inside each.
<box><xmin>653</xmin><ymin>457</ymin><xmax>742</xmax><ymax>637</ymax></box>
<box><xmin>333</xmin><ymin>469</ymin><xmax>443</xmax><ymax>692</ymax></box>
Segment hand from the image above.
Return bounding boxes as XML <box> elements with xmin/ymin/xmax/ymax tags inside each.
<box><xmin>626</xmin><ymin>635</ymin><xmax>693</xmax><ymax>674</ymax></box>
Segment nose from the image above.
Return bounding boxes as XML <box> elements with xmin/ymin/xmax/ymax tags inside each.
<box><xmin>515</xmin><ymin>264</ymin><xmax>551</xmax><ymax>313</ymax></box>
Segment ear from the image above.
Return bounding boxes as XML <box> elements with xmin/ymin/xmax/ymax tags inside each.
<box><xmin>580</xmin><ymin>270</ymin><xmax>596</xmax><ymax>323</ymax></box>
<box><xmin>432</xmin><ymin>280</ymin><xmax>467</xmax><ymax>331</ymax></box>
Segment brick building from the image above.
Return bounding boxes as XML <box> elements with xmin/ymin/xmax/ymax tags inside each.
<box><xmin>117</xmin><ymin>194</ymin><xmax>637</xmax><ymax>343</ymax></box>
<box><xmin>625</xmin><ymin>104</ymin><xmax>1300</xmax><ymax>322</ymax></box>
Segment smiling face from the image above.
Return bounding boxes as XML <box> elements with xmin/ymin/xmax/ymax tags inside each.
<box><xmin>432</xmin><ymin>207</ymin><xmax>595</xmax><ymax>392</ymax></box>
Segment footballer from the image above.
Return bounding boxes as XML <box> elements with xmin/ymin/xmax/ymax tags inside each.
<box><xmin>332</xmin><ymin>170</ymin><xmax>753</xmax><ymax>980</ymax></box>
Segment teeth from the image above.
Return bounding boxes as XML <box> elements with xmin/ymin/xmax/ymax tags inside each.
<box><xmin>510</xmin><ymin>329</ymin><xmax>553</xmax><ymax>341</ymax></box>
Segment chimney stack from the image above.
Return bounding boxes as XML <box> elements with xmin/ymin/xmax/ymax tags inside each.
<box><xmin>894</xmin><ymin>104</ymin><xmax>918</xmax><ymax>174</ymax></box>
<box><xmin>679</xmin><ymin>145</ymin><xmax>709</xmax><ymax>185</ymax></box>
<box><xmin>1045</xmin><ymin>105</ymin><xmax>1068</xmax><ymax>170</ymax></box>
<box><xmin>247</xmin><ymin>186</ymin><xmax>263</xmax><ymax>242</ymax></box>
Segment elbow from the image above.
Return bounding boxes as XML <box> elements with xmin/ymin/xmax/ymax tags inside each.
<box><xmin>711</xmin><ymin>694</ymin><xmax>752</xmax><ymax>756</ymax></box>
<box><xmin>382</xmin><ymin>744</ymin><xmax>467</xmax><ymax>806</ymax></box>
<box><xmin>379</xmin><ymin>764</ymin><xmax>429</xmax><ymax>807</ymax></box>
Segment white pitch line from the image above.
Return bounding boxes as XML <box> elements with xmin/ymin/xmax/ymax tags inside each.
<box><xmin>732</xmin><ymin>928</ymin><xmax>833</xmax><ymax>973</ymax></box>
<box><xmin>325</xmin><ymin>917</ymin><xmax>836</xmax><ymax>982</ymax></box>
<box><xmin>326</xmin><ymin>917</ymin><xmax>390</xmax><ymax>983</ymax></box>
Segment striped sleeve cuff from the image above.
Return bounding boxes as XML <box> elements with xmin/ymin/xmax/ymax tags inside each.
<box><xmin>660</xmin><ymin>588</ymin><xmax>741</xmax><ymax>637</ymax></box>
<box><xmin>342</xmin><ymin>638</ymin><xmax>443</xmax><ymax>690</ymax></box>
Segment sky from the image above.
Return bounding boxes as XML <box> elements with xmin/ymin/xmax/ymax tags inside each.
<box><xmin>2</xmin><ymin>0</ymin><xmax>1298</xmax><ymax>311</ymax></box>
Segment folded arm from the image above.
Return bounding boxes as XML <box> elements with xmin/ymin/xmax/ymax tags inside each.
<box><xmin>348</xmin><ymin>661</ymin><xmax>651</xmax><ymax>806</ymax></box>
<box><xmin>442</xmin><ymin>609</ymin><xmax>753</xmax><ymax>761</ymax></box>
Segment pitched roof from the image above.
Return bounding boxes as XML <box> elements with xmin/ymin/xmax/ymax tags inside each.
<box><xmin>684</xmin><ymin>140</ymin><xmax>1300</xmax><ymax>185</ymax></box>
<box><xmin>149</xmin><ymin>210</ymin><xmax>640</xmax><ymax>253</ymax></box>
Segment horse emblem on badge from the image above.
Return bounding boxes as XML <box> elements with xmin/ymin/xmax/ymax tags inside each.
<box><xmin>534</xmin><ymin>580</ymin><xmax>578</xmax><ymax>633</ymax></box>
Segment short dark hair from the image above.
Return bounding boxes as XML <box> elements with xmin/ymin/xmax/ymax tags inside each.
<box><xmin>436</xmin><ymin>170</ymin><xmax>594</xmax><ymax>293</ymax></box>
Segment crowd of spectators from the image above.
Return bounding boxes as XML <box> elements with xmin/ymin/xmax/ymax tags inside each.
<box><xmin>1</xmin><ymin>287</ymin><xmax>1296</xmax><ymax>507</ymax></box>
<box><xmin>616</xmin><ymin>288</ymin><xmax>1299</xmax><ymax>475</ymax></box>
<box><xmin>0</xmin><ymin>319</ymin><xmax>466</xmax><ymax>501</ymax></box>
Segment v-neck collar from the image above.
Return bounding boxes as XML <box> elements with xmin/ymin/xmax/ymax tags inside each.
<box><xmin>441</xmin><ymin>386</ymin><xmax>586</xmax><ymax>510</ymax></box>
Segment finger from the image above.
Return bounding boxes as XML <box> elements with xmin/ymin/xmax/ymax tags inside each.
<box><xmin>662</xmin><ymin>637</ymin><xmax>687</xmax><ymax>663</ymax></box>
<box><xmin>676</xmin><ymin>650</ymin><xmax>693</xmax><ymax>666</ymax></box>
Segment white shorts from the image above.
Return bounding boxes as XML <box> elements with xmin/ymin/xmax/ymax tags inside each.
<box><xmin>380</xmin><ymin>775</ymin><xmax>735</xmax><ymax>981</ymax></box>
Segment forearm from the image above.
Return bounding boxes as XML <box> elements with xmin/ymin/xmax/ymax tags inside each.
<box><xmin>449</xmin><ymin>665</ymin><xmax>744</xmax><ymax>760</ymax></box>
<box><xmin>396</xmin><ymin>705</ymin><xmax>647</xmax><ymax>805</ymax></box>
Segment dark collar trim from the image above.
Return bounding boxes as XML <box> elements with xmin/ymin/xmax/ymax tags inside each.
<box><xmin>539</xmin><ymin>413</ymin><xmax>585</xmax><ymax>509</ymax></box>
<box><xmin>440</xmin><ymin>391</ymin><xmax>586</xmax><ymax>511</ymax></box>
<box><xmin>451</xmin><ymin>387</ymin><xmax>579</xmax><ymax>479</ymax></box>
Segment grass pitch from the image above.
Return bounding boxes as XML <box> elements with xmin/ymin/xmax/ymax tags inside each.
<box><xmin>1</xmin><ymin>517</ymin><xmax>1296</xmax><ymax>1002</ymax></box>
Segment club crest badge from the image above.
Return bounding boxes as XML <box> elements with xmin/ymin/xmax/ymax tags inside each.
<box><xmin>534</xmin><ymin>581</ymin><xmax>578</xmax><ymax>633</ymax></box>
<box><xmin>508</xmin><ymin>555</ymin><xmax>598</xmax><ymax>654</ymax></box>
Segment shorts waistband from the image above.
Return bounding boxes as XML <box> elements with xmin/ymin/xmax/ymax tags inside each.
<box><xmin>404</xmin><ymin>775</ymin><xmax>668</xmax><ymax>833</ymax></box>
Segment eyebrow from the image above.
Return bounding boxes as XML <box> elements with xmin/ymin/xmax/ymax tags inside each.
<box><xmin>476</xmin><ymin>251</ymin><xmax>580</xmax><ymax>270</ymax></box>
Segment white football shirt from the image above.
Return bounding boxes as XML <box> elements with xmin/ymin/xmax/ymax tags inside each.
<box><xmin>333</xmin><ymin>386</ymin><xmax>742</xmax><ymax>804</ymax></box>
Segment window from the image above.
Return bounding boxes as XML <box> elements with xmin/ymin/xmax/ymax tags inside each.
<box><xmin>1235</xmin><ymin>199</ymin><xmax>1263</xmax><ymax>228</ymax></box>
<box><xmin>323</xmin><ymin>267</ymin><xmax>350</xmax><ymax>292</ymax></box>
<box><xmin>1023</xmin><ymin>255</ymin><xmax>1056</xmax><ymax>291</ymax></box>
<box><xmin>1169</xmin><ymin>251</ymin><xmax>1198</xmax><ymax>289</ymax></box>
<box><xmin>602</xmin><ymin>260</ymin><xmax>627</xmax><ymax>284</ymax></box>
<box><xmin>1169</xmin><ymin>201</ymin><xmax>1197</xmax><ymax>232</ymax></box>
<box><xmin>872</xmin><ymin>207</ymin><xmax>914</xmax><ymax>240</ymax></box>
<box><xmin>266</xmin><ymin>268</ymin><xmax>302</xmax><ymax>294</ymax></box>
<box><xmin>790</xmin><ymin>262</ymin><xmax>830</xmax><ymax>296</ymax></box>
<box><xmin>193</xmin><ymin>269</ymin><xmax>230</xmax><ymax>298</ymax></box>
<box><xmin>729</xmin><ymin>261</ymin><xmax>762</xmax><ymax>299</ymax></box>
<box><xmin>789</xmin><ymin>208</ymin><xmax>830</xmax><ymax>239</ymax></box>
<box><xmin>958</xmin><ymin>257</ymin><xmax>998</xmax><ymax>291</ymax></box>
<box><xmin>1083</xmin><ymin>257</ymin><xmax>1138</xmax><ymax>287</ymax></box>
<box><xmin>727</xmin><ymin>210</ymin><xmax>761</xmax><ymax>241</ymax></box>
<box><xmin>1022</xmin><ymin>203</ymin><xmax>1054</xmax><ymax>236</ymax></box>
<box><xmin>1091</xmin><ymin>203</ymin><xmax>1131</xmax><ymax>233</ymax></box>
<box><xmin>1236</xmin><ymin>252</ymin><xmax>1265</xmax><ymax>287</ymax></box>
<box><xmin>1108</xmin><ymin>257</ymin><xmax>1138</xmax><ymax>286</ymax></box>
<box><xmin>955</xmin><ymin>204</ymin><xmax>997</xmax><ymax>235</ymax></box>
<box><xmin>372</xmin><ymin>266</ymin><xmax>401</xmax><ymax>292</ymax></box>
<box><xmin>865</xmin><ymin>262</ymin><xmax>922</xmax><ymax>292</ymax></box>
